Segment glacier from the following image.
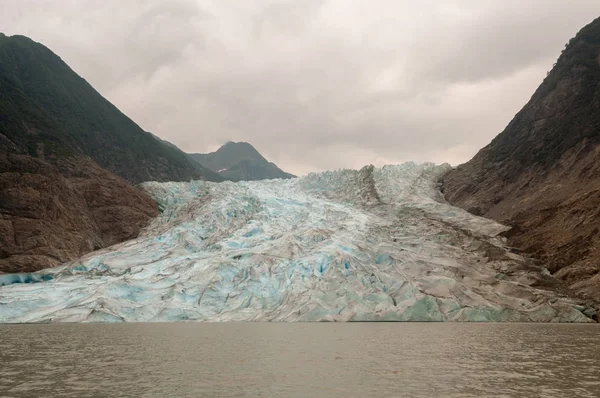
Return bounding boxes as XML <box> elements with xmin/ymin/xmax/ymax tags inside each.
<box><xmin>0</xmin><ymin>163</ymin><xmax>593</xmax><ymax>323</ymax></box>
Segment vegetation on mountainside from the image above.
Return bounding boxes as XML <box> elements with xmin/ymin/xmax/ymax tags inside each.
<box><xmin>487</xmin><ymin>17</ymin><xmax>600</xmax><ymax>172</ymax></box>
<box><xmin>0</xmin><ymin>34</ymin><xmax>205</xmax><ymax>183</ymax></box>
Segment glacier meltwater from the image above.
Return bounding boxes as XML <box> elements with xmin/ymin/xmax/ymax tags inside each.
<box><xmin>0</xmin><ymin>163</ymin><xmax>593</xmax><ymax>323</ymax></box>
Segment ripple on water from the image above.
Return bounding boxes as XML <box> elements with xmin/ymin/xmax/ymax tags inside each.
<box><xmin>0</xmin><ymin>323</ymin><xmax>599</xmax><ymax>397</ymax></box>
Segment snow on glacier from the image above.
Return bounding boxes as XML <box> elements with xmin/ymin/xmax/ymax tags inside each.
<box><xmin>0</xmin><ymin>163</ymin><xmax>592</xmax><ymax>323</ymax></box>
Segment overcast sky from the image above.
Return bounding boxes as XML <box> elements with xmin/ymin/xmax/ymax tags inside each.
<box><xmin>2</xmin><ymin>1</ymin><xmax>599</xmax><ymax>175</ymax></box>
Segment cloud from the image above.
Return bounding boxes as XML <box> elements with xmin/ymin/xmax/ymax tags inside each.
<box><xmin>2</xmin><ymin>0</ymin><xmax>599</xmax><ymax>175</ymax></box>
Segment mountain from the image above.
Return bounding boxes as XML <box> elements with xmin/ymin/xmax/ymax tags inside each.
<box><xmin>149</xmin><ymin>133</ymin><xmax>226</xmax><ymax>182</ymax></box>
<box><xmin>188</xmin><ymin>141</ymin><xmax>295</xmax><ymax>181</ymax></box>
<box><xmin>442</xmin><ymin>17</ymin><xmax>600</xmax><ymax>299</ymax></box>
<box><xmin>1</xmin><ymin>163</ymin><xmax>595</xmax><ymax>322</ymax></box>
<box><xmin>0</xmin><ymin>34</ymin><xmax>214</xmax><ymax>183</ymax></box>
<box><xmin>0</xmin><ymin>34</ymin><xmax>216</xmax><ymax>273</ymax></box>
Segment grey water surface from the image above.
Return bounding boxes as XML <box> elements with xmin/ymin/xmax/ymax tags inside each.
<box><xmin>0</xmin><ymin>323</ymin><xmax>598</xmax><ymax>397</ymax></box>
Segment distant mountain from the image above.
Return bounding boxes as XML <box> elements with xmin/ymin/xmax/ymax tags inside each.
<box><xmin>442</xmin><ymin>17</ymin><xmax>600</xmax><ymax>299</ymax></box>
<box><xmin>188</xmin><ymin>141</ymin><xmax>295</xmax><ymax>181</ymax></box>
<box><xmin>0</xmin><ymin>33</ymin><xmax>214</xmax><ymax>183</ymax></box>
<box><xmin>149</xmin><ymin>133</ymin><xmax>225</xmax><ymax>182</ymax></box>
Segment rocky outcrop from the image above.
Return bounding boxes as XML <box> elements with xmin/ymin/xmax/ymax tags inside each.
<box><xmin>442</xmin><ymin>17</ymin><xmax>600</xmax><ymax>299</ymax></box>
<box><xmin>0</xmin><ymin>152</ymin><xmax>157</xmax><ymax>273</ymax></box>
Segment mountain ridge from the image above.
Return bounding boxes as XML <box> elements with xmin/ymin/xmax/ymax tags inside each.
<box><xmin>442</xmin><ymin>16</ymin><xmax>600</xmax><ymax>300</ymax></box>
<box><xmin>0</xmin><ymin>33</ymin><xmax>216</xmax><ymax>183</ymax></box>
<box><xmin>0</xmin><ymin>33</ymin><xmax>220</xmax><ymax>273</ymax></box>
<box><xmin>149</xmin><ymin>133</ymin><xmax>226</xmax><ymax>182</ymax></box>
<box><xmin>188</xmin><ymin>141</ymin><xmax>295</xmax><ymax>181</ymax></box>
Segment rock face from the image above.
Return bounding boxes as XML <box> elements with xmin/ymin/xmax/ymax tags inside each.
<box><xmin>0</xmin><ymin>152</ymin><xmax>158</xmax><ymax>273</ymax></box>
<box><xmin>442</xmin><ymin>17</ymin><xmax>600</xmax><ymax>299</ymax></box>
<box><xmin>188</xmin><ymin>141</ymin><xmax>295</xmax><ymax>181</ymax></box>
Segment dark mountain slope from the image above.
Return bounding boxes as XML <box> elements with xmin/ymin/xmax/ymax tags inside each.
<box><xmin>188</xmin><ymin>141</ymin><xmax>295</xmax><ymax>181</ymax></box>
<box><xmin>0</xmin><ymin>34</ymin><xmax>215</xmax><ymax>272</ymax></box>
<box><xmin>442</xmin><ymin>17</ymin><xmax>600</xmax><ymax>299</ymax></box>
<box><xmin>0</xmin><ymin>33</ymin><xmax>207</xmax><ymax>183</ymax></box>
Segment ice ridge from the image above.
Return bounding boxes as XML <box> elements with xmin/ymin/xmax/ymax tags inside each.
<box><xmin>0</xmin><ymin>163</ymin><xmax>592</xmax><ymax>323</ymax></box>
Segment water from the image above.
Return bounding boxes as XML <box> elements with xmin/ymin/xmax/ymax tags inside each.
<box><xmin>0</xmin><ymin>324</ymin><xmax>598</xmax><ymax>397</ymax></box>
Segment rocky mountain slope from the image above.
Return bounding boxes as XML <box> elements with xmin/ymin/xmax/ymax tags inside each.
<box><xmin>443</xmin><ymin>17</ymin><xmax>600</xmax><ymax>300</ymax></box>
<box><xmin>1</xmin><ymin>152</ymin><xmax>158</xmax><ymax>272</ymax></box>
<box><xmin>0</xmin><ymin>34</ymin><xmax>217</xmax><ymax>273</ymax></box>
<box><xmin>188</xmin><ymin>141</ymin><xmax>295</xmax><ymax>181</ymax></box>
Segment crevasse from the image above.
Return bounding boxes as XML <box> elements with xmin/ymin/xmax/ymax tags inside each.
<box><xmin>0</xmin><ymin>163</ymin><xmax>592</xmax><ymax>322</ymax></box>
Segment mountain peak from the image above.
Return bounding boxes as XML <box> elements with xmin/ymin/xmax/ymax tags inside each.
<box><xmin>220</xmin><ymin>140</ymin><xmax>259</xmax><ymax>152</ymax></box>
<box><xmin>188</xmin><ymin>142</ymin><xmax>294</xmax><ymax>181</ymax></box>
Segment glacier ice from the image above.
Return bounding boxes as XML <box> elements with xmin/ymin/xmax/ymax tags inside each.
<box><xmin>0</xmin><ymin>163</ymin><xmax>593</xmax><ymax>323</ymax></box>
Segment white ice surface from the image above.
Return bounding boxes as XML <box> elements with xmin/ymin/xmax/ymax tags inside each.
<box><xmin>0</xmin><ymin>163</ymin><xmax>592</xmax><ymax>323</ymax></box>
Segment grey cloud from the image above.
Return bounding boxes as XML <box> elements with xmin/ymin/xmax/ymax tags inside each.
<box><xmin>414</xmin><ymin>0</ymin><xmax>600</xmax><ymax>84</ymax></box>
<box><xmin>1</xmin><ymin>0</ymin><xmax>599</xmax><ymax>175</ymax></box>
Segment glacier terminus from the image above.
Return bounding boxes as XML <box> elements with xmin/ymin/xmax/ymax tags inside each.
<box><xmin>0</xmin><ymin>163</ymin><xmax>594</xmax><ymax>323</ymax></box>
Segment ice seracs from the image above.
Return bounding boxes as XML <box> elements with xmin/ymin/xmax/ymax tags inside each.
<box><xmin>0</xmin><ymin>163</ymin><xmax>593</xmax><ymax>323</ymax></box>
